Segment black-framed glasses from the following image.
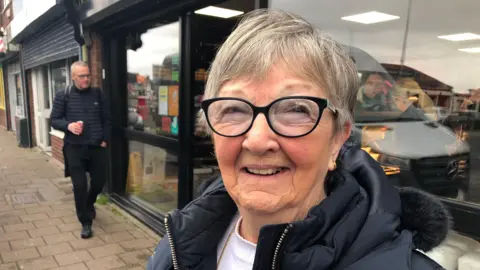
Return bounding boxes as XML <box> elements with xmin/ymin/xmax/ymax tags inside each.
<box><xmin>77</xmin><ymin>74</ymin><xmax>91</xmax><ymax>79</ymax></box>
<box><xmin>201</xmin><ymin>96</ymin><xmax>337</xmax><ymax>138</ymax></box>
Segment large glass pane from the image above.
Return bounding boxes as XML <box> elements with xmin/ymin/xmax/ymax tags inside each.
<box><xmin>51</xmin><ymin>60</ymin><xmax>67</xmax><ymax>95</ymax></box>
<box><xmin>270</xmin><ymin>0</ymin><xmax>480</xmax><ymax>208</ymax></box>
<box><xmin>126</xmin><ymin>141</ymin><xmax>178</xmax><ymax>213</ymax></box>
<box><xmin>14</xmin><ymin>74</ymin><xmax>24</xmax><ymax>118</ymax></box>
<box><xmin>41</xmin><ymin>66</ymin><xmax>50</xmax><ymax>110</ymax></box>
<box><xmin>127</xmin><ymin>22</ymin><xmax>180</xmax><ymax>136</ymax></box>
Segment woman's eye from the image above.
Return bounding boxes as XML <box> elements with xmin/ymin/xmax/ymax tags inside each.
<box><xmin>287</xmin><ymin>105</ymin><xmax>309</xmax><ymax>114</ymax></box>
<box><xmin>218</xmin><ymin>106</ymin><xmax>250</xmax><ymax>122</ymax></box>
<box><xmin>222</xmin><ymin>106</ymin><xmax>247</xmax><ymax>114</ymax></box>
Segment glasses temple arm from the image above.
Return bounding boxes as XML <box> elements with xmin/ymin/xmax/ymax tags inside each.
<box><xmin>327</xmin><ymin>101</ymin><xmax>338</xmax><ymax>115</ymax></box>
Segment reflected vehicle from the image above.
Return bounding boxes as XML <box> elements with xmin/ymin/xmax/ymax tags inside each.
<box><xmin>425</xmin><ymin>106</ymin><xmax>450</xmax><ymax>122</ymax></box>
<box><xmin>128</xmin><ymin>107</ymin><xmax>144</xmax><ymax>131</ymax></box>
<box><xmin>346</xmin><ymin>46</ymin><xmax>470</xmax><ymax>200</ymax></box>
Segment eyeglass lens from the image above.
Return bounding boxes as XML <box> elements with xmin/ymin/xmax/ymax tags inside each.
<box><xmin>207</xmin><ymin>98</ymin><xmax>321</xmax><ymax>137</ymax></box>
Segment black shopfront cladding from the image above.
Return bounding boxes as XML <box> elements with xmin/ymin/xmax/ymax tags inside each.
<box><xmin>78</xmin><ymin>0</ymin><xmax>480</xmax><ymax>240</ymax></box>
<box><xmin>75</xmin><ymin>0</ymin><xmax>260</xmax><ymax>235</ymax></box>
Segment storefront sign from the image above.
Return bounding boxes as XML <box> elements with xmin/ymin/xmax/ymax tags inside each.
<box><xmin>168</xmin><ymin>85</ymin><xmax>179</xmax><ymax>116</ymax></box>
<box><xmin>171</xmin><ymin>117</ymin><xmax>178</xmax><ymax>135</ymax></box>
<box><xmin>162</xmin><ymin>116</ymin><xmax>172</xmax><ymax>133</ymax></box>
<box><xmin>158</xmin><ymin>86</ymin><xmax>168</xmax><ymax>115</ymax></box>
<box><xmin>0</xmin><ymin>39</ymin><xmax>5</xmax><ymax>53</ymax></box>
<box><xmin>143</xmin><ymin>145</ymin><xmax>167</xmax><ymax>191</ymax></box>
<box><xmin>127</xmin><ymin>152</ymin><xmax>143</xmax><ymax>194</ymax></box>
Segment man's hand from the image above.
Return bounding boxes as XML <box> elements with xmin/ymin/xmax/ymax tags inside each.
<box><xmin>68</xmin><ymin>122</ymin><xmax>83</xmax><ymax>135</ymax></box>
<box><xmin>100</xmin><ymin>141</ymin><xmax>107</xmax><ymax>148</ymax></box>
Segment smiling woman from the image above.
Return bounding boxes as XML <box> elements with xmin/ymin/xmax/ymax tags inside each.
<box><xmin>147</xmin><ymin>9</ymin><xmax>449</xmax><ymax>270</ymax></box>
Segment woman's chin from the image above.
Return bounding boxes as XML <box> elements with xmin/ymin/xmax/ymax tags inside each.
<box><xmin>236</xmin><ymin>191</ymin><xmax>287</xmax><ymax>215</ymax></box>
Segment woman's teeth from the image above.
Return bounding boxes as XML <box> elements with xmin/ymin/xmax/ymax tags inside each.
<box><xmin>246</xmin><ymin>168</ymin><xmax>282</xmax><ymax>175</ymax></box>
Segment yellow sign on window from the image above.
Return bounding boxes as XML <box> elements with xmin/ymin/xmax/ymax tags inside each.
<box><xmin>0</xmin><ymin>65</ymin><xmax>5</xmax><ymax>110</ymax></box>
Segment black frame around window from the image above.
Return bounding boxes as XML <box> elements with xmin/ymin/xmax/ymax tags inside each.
<box><xmin>90</xmin><ymin>0</ymin><xmax>480</xmax><ymax>240</ymax></box>
<box><xmin>96</xmin><ymin>0</ymin><xmax>217</xmax><ymax>233</ymax></box>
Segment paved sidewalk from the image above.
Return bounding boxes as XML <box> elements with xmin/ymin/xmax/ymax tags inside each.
<box><xmin>0</xmin><ymin>129</ymin><xmax>160</xmax><ymax>270</ymax></box>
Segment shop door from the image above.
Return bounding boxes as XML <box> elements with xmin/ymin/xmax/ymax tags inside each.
<box><xmin>8</xmin><ymin>75</ymin><xmax>16</xmax><ymax>131</ymax></box>
<box><xmin>32</xmin><ymin>67</ymin><xmax>52</xmax><ymax>150</ymax></box>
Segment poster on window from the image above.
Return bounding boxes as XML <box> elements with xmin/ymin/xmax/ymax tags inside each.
<box><xmin>158</xmin><ymin>86</ymin><xmax>168</xmax><ymax>115</ymax></box>
<box><xmin>142</xmin><ymin>144</ymin><xmax>167</xmax><ymax>192</ymax></box>
<box><xmin>168</xmin><ymin>85</ymin><xmax>179</xmax><ymax>116</ymax></box>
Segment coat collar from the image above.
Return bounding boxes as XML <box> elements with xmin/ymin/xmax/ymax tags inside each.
<box><xmin>165</xmin><ymin>145</ymin><xmax>450</xmax><ymax>269</ymax></box>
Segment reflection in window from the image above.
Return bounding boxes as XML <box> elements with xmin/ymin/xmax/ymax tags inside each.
<box><xmin>126</xmin><ymin>141</ymin><xmax>178</xmax><ymax>213</ymax></box>
<box><xmin>127</xmin><ymin>22</ymin><xmax>180</xmax><ymax>136</ymax></box>
<box><xmin>14</xmin><ymin>74</ymin><xmax>25</xmax><ymax>118</ymax></box>
<box><xmin>271</xmin><ymin>0</ymin><xmax>480</xmax><ymax>208</ymax></box>
<box><xmin>51</xmin><ymin>60</ymin><xmax>67</xmax><ymax>95</ymax></box>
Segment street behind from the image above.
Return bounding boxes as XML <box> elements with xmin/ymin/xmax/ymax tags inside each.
<box><xmin>0</xmin><ymin>129</ymin><xmax>159</xmax><ymax>270</ymax></box>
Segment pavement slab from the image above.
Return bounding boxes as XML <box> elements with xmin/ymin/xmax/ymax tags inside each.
<box><xmin>0</xmin><ymin>129</ymin><xmax>158</xmax><ymax>269</ymax></box>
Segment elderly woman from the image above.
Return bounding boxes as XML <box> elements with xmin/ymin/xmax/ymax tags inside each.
<box><xmin>148</xmin><ymin>9</ymin><xmax>450</xmax><ymax>270</ymax></box>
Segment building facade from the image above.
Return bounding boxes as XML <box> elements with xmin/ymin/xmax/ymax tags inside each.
<box><xmin>7</xmin><ymin>0</ymin><xmax>81</xmax><ymax>149</ymax></box>
<box><xmin>0</xmin><ymin>0</ymin><xmax>20</xmax><ymax>130</ymax></box>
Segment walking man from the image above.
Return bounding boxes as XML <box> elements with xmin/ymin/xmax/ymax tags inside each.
<box><xmin>50</xmin><ymin>61</ymin><xmax>111</xmax><ymax>239</ymax></box>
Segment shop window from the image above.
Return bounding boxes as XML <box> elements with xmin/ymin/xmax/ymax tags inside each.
<box><xmin>269</xmin><ymin>0</ymin><xmax>480</xmax><ymax>208</ymax></box>
<box><xmin>14</xmin><ymin>73</ymin><xmax>24</xmax><ymax>117</ymax></box>
<box><xmin>127</xmin><ymin>22</ymin><xmax>180</xmax><ymax>136</ymax></box>
<box><xmin>51</xmin><ymin>60</ymin><xmax>68</xmax><ymax>97</ymax></box>
<box><xmin>126</xmin><ymin>141</ymin><xmax>178</xmax><ymax>213</ymax></box>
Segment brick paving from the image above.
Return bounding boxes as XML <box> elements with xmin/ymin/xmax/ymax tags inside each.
<box><xmin>0</xmin><ymin>130</ymin><xmax>160</xmax><ymax>270</ymax></box>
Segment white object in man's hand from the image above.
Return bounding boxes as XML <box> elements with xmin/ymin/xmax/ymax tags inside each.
<box><xmin>100</xmin><ymin>141</ymin><xmax>107</xmax><ymax>148</ymax></box>
<box><xmin>68</xmin><ymin>121</ymin><xmax>83</xmax><ymax>135</ymax></box>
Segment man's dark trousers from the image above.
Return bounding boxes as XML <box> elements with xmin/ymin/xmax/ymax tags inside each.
<box><xmin>65</xmin><ymin>143</ymin><xmax>107</xmax><ymax>226</ymax></box>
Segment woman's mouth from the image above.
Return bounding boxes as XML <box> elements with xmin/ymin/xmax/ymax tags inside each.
<box><xmin>244</xmin><ymin>167</ymin><xmax>288</xmax><ymax>176</ymax></box>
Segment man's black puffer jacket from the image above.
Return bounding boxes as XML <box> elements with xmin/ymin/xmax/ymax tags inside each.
<box><xmin>147</xmin><ymin>144</ymin><xmax>449</xmax><ymax>269</ymax></box>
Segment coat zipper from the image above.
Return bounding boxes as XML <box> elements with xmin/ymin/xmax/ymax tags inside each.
<box><xmin>271</xmin><ymin>224</ymin><xmax>293</xmax><ymax>270</ymax></box>
<box><xmin>164</xmin><ymin>213</ymin><xmax>179</xmax><ymax>270</ymax></box>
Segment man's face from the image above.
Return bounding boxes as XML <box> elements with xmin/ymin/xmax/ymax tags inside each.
<box><xmin>364</xmin><ymin>74</ymin><xmax>386</xmax><ymax>99</ymax></box>
<box><xmin>72</xmin><ymin>65</ymin><xmax>91</xmax><ymax>90</ymax></box>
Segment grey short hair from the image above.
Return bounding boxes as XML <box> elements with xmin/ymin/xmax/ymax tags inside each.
<box><xmin>198</xmin><ymin>9</ymin><xmax>358</xmax><ymax>135</ymax></box>
<box><xmin>71</xmin><ymin>61</ymin><xmax>89</xmax><ymax>75</ymax></box>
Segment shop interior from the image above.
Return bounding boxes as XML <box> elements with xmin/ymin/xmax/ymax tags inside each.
<box><xmin>120</xmin><ymin>0</ymin><xmax>254</xmax><ymax>214</ymax></box>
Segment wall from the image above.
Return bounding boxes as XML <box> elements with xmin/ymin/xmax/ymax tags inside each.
<box><xmin>89</xmin><ymin>32</ymin><xmax>103</xmax><ymax>87</ymax></box>
<box><xmin>51</xmin><ymin>135</ymin><xmax>63</xmax><ymax>163</ymax></box>
<box><xmin>0</xmin><ymin>110</ymin><xmax>6</xmax><ymax>128</ymax></box>
<box><xmin>0</xmin><ymin>0</ymin><xmax>13</xmax><ymax>129</ymax></box>
<box><xmin>10</xmin><ymin>0</ymin><xmax>56</xmax><ymax>40</ymax></box>
<box><xmin>2</xmin><ymin>1</ymin><xmax>14</xmax><ymax>27</ymax></box>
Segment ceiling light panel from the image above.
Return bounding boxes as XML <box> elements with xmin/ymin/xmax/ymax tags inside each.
<box><xmin>458</xmin><ymin>47</ymin><xmax>480</xmax><ymax>53</ymax></box>
<box><xmin>194</xmin><ymin>6</ymin><xmax>244</xmax><ymax>18</ymax></box>
<box><xmin>438</xmin><ymin>33</ymin><xmax>480</xmax><ymax>41</ymax></box>
<box><xmin>341</xmin><ymin>11</ymin><xmax>400</xmax><ymax>24</ymax></box>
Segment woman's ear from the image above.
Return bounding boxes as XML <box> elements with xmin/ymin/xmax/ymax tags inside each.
<box><xmin>328</xmin><ymin>122</ymin><xmax>352</xmax><ymax>171</ymax></box>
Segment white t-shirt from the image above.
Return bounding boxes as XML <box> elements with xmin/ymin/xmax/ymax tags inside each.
<box><xmin>216</xmin><ymin>213</ymin><xmax>257</xmax><ymax>270</ymax></box>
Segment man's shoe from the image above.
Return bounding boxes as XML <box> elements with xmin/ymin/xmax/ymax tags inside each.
<box><xmin>81</xmin><ymin>225</ymin><xmax>93</xmax><ymax>239</ymax></box>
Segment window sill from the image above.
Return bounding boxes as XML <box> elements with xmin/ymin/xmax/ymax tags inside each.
<box><xmin>50</xmin><ymin>129</ymin><xmax>64</xmax><ymax>139</ymax></box>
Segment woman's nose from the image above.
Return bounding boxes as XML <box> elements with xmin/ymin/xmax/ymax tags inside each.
<box><xmin>242</xmin><ymin>114</ymin><xmax>280</xmax><ymax>154</ymax></box>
